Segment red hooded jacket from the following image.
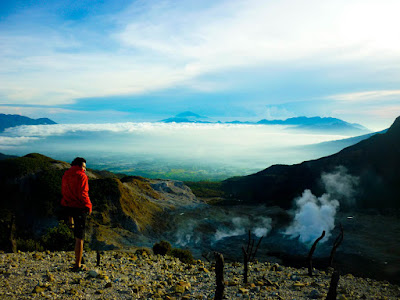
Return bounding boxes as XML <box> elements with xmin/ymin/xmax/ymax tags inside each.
<box><xmin>61</xmin><ymin>166</ymin><xmax>92</xmax><ymax>213</ymax></box>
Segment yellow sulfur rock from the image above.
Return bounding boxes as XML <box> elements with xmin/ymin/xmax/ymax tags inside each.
<box><xmin>174</xmin><ymin>285</ymin><xmax>185</xmax><ymax>293</ymax></box>
<box><xmin>32</xmin><ymin>286</ymin><xmax>46</xmax><ymax>293</ymax></box>
<box><xmin>293</xmin><ymin>282</ymin><xmax>307</xmax><ymax>288</ymax></box>
<box><xmin>198</xmin><ymin>266</ymin><xmax>210</xmax><ymax>273</ymax></box>
<box><xmin>178</xmin><ymin>281</ymin><xmax>191</xmax><ymax>290</ymax></box>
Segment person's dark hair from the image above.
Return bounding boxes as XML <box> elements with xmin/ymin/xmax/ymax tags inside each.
<box><xmin>71</xmin><ymin>157</ymin><xmax>86</xmax><ymax>167</ymax></box>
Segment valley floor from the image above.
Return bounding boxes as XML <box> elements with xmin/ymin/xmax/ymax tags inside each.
<box><xmin>0</xmin><ymin>250</ymin><xmax>399</xmax><ymax>299</ymax></box>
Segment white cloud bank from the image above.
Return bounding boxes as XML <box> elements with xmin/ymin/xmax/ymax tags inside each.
<box><xmin>1</xmin><ymin>123</ymin><xmax>346</xmax><ymax>172</ymax></box>
<box><xmin>4</xmin><ymin>122</ymin><xmax>345</xmax><ymax>144</ymax></box>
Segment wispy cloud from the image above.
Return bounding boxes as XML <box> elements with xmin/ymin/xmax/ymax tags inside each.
<box><xmin>0</xmin><ymin>136</ymin><xmax>39</xmax><ymax>150</ymax></box>
<box><xmin>327</xmin><ymin>90</ymin><xmax>400</xmax><ymax>102</ymax></box>
<box><xmin>1</xmin><ymin>0</ymin><xmax>400</xmax><ymax>108</ymax></box>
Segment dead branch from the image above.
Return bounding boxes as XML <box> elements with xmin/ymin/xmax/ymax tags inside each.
<box><xmin>329</xmin><ymin>224</ymin><xmax>344</xmax><ymax>267</ymax></box>
<box><xmin>307</xmin><ymin>230</ymin><xmax>325</xmax><ymax>276</ymax></box>
<box><xmin>242</xmin><ymin>230</ymin><xmax>264</xmax><ymax>284</ymax></box>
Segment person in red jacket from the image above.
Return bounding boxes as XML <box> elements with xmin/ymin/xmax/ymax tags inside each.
<box><xmin>61</xmin><ymin>157</ymin><xmax>92</xmax><ymax>272</ymax></box>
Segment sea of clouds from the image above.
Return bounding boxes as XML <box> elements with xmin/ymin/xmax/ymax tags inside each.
<box><xmin>0</xmin><ymin>123</ymin><xmax>347</xmax><ymax>178</ymax></box>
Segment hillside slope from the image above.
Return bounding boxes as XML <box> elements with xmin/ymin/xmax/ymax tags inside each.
<box><xmin>222</xmin><ymin>116</ymin><xmax>400</xmax><ymax>209</ymax></box>
<box><xmin>0</xmin><ymin>153</ymin><xmax>200</xmax><ymax>250</ymax></box>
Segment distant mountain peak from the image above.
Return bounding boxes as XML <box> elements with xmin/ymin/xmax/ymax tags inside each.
<box><xmin>257</xmin><ymin>116</ymin><xmax>370</xmax><ymax>135</ymax></box>
<box><xmin>161</xmin><ymin>111</ymin><xmax>210</xmax><ymax>123</ymax></box>
<box><xmin>175</xmin><ymin>111</ymin><xmax>207</xmax><ymax>119</ymax></box>
<box><xmin>0</xmin><ymin>113</ymin><xmax>57</xmax><ymax>132</ymax></box>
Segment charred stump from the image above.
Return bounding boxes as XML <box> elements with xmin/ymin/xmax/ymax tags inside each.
<box><xmin>326</xmin><ymin>270</ymin><xmax>340</xmax><ymax>300</ymax></box>
<box><xmin>329</xmin><ymin>224</ymin><xmax>344</xmax><ymax>267</ymax></box>
<box><xmin>96</xmin><ymin>250</ymin><xmax>101</xmax><ymax>267</ymax></box>
<box><xmin>307</xmin><ymin>230</ymin><xmax>325</xmax><ymax>276</ymax></box>
<box><xmin>242</xmin><ymin>230</ymin><xmax>264</xmax><ymax>284</ymax></box>
<box><xmin>8</xmin><ymin>215</ymin><xmax>17</xmax><ymax>253</ymax></box>
<box><xmin>242</xmin><ymin>247</ymin><xmax>249</xmax><ymax>284</ymax></box>
<box><xmin>214</xmin><ymin>252</ymin><xmax>225</xmax><ymax>300</ymax></box>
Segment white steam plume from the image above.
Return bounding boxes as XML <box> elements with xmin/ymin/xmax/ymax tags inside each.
<box><xmin>321</xmin><ymin>165</ymin><xmax>359</xmax><ymax>205</ymax></box>
<box><xmin>285</xmin><ymin>166</ymin><xmax>358</xmax><ymax>244</ymax></box>
<box><xmin>214</xmin><ymin>216</ymin><xmax>271</xmax><ymax>241</ymax></box>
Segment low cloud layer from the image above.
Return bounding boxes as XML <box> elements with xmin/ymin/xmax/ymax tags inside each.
<box><xmin>1</xmin><ymin>123</ymin><xmax>346</xmax><ymax>176</ymax></box>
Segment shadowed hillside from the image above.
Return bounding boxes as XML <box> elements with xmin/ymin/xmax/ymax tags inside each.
<box><xmin>222</xmin><ymin>116</ymin><xmax>400</xmax><ymax>209</ymax></box>
<box><xmin>0</xmin><ymin>153</ymin><xmax>199</xmax><ymax>251</ymax></box>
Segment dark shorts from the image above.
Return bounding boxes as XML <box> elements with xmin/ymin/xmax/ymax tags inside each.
<box><xmin>62</xmin><ymin>206</ymin><xmax>87</xmax><ymax>240</ymax></box>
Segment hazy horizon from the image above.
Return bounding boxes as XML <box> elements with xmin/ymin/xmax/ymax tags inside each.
<box><xmin>0</xmin><ymin>122</ymin><xmax>351</xmax><ymax>180</ymax></box>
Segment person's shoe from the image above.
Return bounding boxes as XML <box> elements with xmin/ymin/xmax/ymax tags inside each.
<box><xmin>70</xmin><ymin>265</ymin><xmax>87</xmax><ymax>272</ymax></box>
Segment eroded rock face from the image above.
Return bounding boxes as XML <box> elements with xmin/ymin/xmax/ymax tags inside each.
<box><xmin>149</xmin><ymin>179</ymin><xmax>201</xmax><ymax>209</ymax></box>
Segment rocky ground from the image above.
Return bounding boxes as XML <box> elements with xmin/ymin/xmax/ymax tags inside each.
<box><xmin>1</xmin><ymin>250</ymin><xmax>399</xmax><ymax>300</ymax></box>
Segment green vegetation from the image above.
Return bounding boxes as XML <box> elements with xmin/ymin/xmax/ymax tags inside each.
<box><xmin>0</xmin><ymin>153</ymin><xmax>63</xmax><ymax>178</ymax></box>
<box><xmin>170</xmin><ymin>248</ymin><xmax>194</xmax><ymax>264</ymax></box>
<box><xmin>135</xmin><ymin>248</ymin><xmax>152</xmax><ymax>256</ymax></box>
<box><xmin>16</xmin><ymin>238</ymin><xmax>44</xmax><ymax>252</ymax></box>
<box><xmin>6</xmin><ymin>220</ymin><xmax>91</xmax><ymax>252</ymax></box>
<box><xmin>41</xmin><ymin>221</ymin><xmax>75</xmax><ymax>251</ymax></box>
<box><xmin>152</xmin><ymin>240</ymin><xmax>172</xmax><ymax>256</ymax></box>
<box><xmin>131</xmin><ymin>169</ymin><xmax>230</xmax><ymax>182</ymax></box>
<box><xmin>184</xmin><ymin>181</ymin><xmax>225</xmax><ymax>198</ymax></box>
<box><xmin>152</xmin><ymin>240</ymin><xmax>194</xmax><ymax>264</ymax></box>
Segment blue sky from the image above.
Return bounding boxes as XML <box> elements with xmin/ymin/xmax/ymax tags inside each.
<box><xmin>1</xmin><ymin>0</ymin><xmax>400</xmax><ymax>130</ymax></box>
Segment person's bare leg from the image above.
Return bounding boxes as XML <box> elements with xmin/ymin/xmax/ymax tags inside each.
<box><xmin>75</xmin><ymin>238</ymin><xmax>84</xmax><ymax>268</ymax></box>
<box><xmin>68</xmin><ymin>216</ymin><xmax>74</xmax><ymax>228</ymax></box>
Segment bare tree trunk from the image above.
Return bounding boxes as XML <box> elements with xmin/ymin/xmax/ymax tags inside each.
<box><xmin>8</xmin><ymin>215</ymin><xmax>17</xmax><ymax>253</ymax></box>
<box><xmin>214</xmin><ymin>252</ymin><xmax>225</xmax><ymax>300</ymax></box>
<box><xmin>96</xmin><ymin>250</ymin><xmax>101</xmax><ymax>267</ymax></box>
<box><xmin>329</xmin><ymin>225</ymin><xmax>344</xmax><ymax>267</ymax></box>
<box><xmin>242</xmin><ymin>247</ymin><xmax>249</xmax><ymax>284</ymax></box>
<box><xmin>326</xmin><ymin>270</ymin><xmax>340</xmax><ymax>300</ymax></box>
<box><xmin>242</xmin><ymin>230</ymin><xmax>264</xmax><ymax>284</ymax></box>
<box><xmin>307</xmin><ymin>230</ymin><xmax>325</xmax><ymax>276</ymax></box>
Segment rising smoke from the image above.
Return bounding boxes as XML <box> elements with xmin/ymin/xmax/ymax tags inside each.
<box><xmin>214</xmin><ymin>216</ymin><xmax>272</xmax><ymax>241</ymax></box>
<box><xmin>172</xmin><ymin>211</ymin><xmax>272</xmax><ymax>249</ymax></box>
<box><xmin>284</xmin><ymin>166</ymin><xmax>358</xmax><ymax>244</ymax></box>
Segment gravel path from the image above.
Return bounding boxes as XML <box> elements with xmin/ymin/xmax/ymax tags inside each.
<box><xmin>1</xmin><ymin>250</ymin><xmax>399</xmax><ymax>299</ymax></box>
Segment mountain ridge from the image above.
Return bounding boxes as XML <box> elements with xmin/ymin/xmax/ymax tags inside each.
<box><xmin>0</xmin><ymin>113</ymin><xmax>57</xmax><ymax>132</ymax></box>
<box><xmin>221</xmin><ymin>116</ymin><xmax>400</xmax><ymax>209</ymax></box>
<box><xmin>160</xmin><ymin>112</ymin><xmax>370</xmax><ymax>135</ymax></box>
